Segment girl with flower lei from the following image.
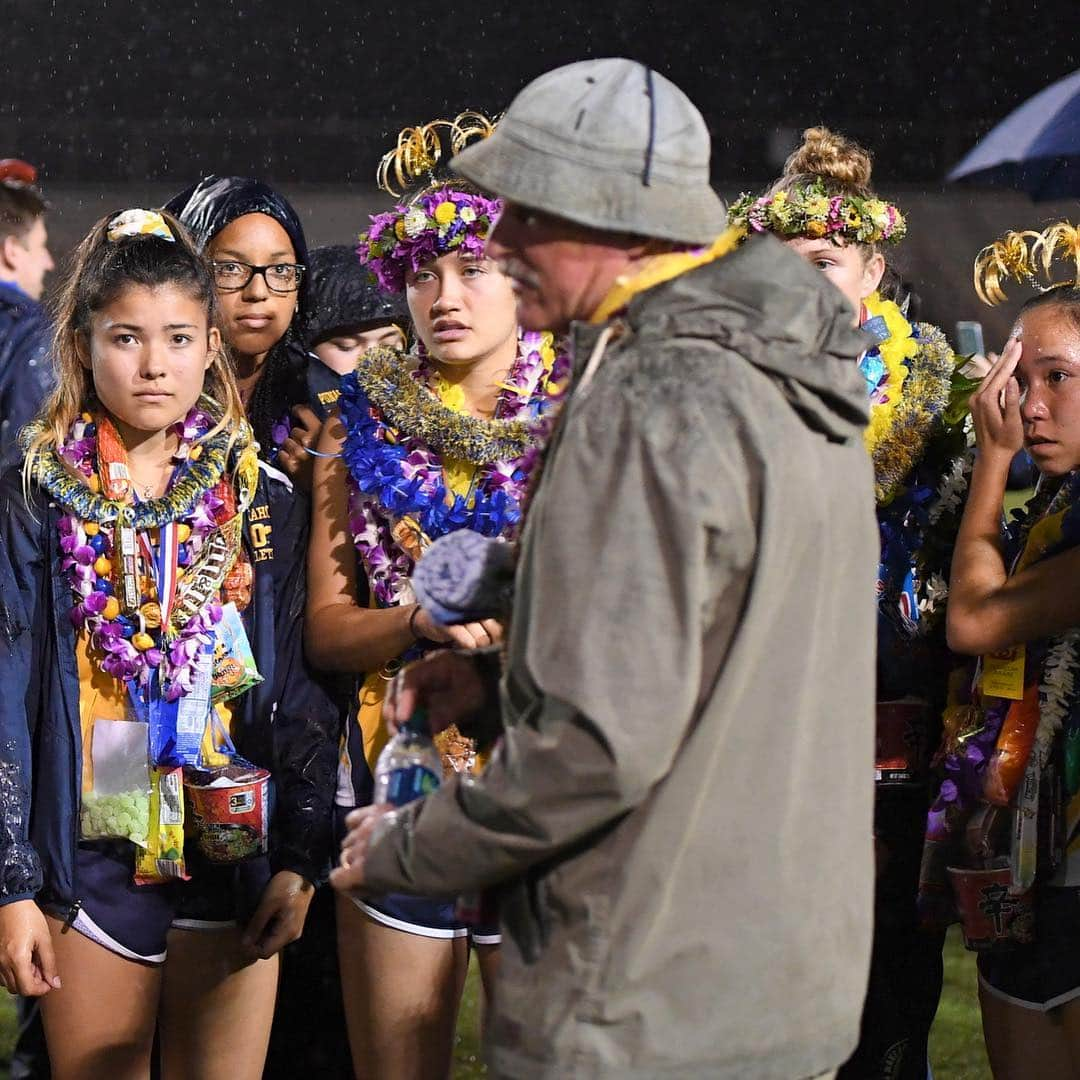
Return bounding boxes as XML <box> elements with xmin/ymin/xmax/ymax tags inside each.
<box><xmin>0</xmin><ymin>210</ymin><xmax>338</xmax><ymax>1078</ymax></box>
<box><xmin>920</xmin><ymin>234</ymin><xmax>1080</xmax><ymax>1074</ymax></box>
<box><xmin>306</xmin><ymin>115</ymin><xmax>569</xmax><ymax>1079</ymax></box>
<box><xmin>732</xmin><ymin>127</ymin><xmax>978</xmax><ymax>1079</ymax></box>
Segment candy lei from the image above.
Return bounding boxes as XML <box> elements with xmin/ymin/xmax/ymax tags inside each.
<box><xmin>923</xmin><ymin>475</ymin><xmax>1080</xmax><ymax>888</ymax></box>
<box><xmin>39</xmin><ymin>407</ymin><xmax>253</xmax><ymax>699</ymax></box>
<box><xmin>340</xmin><ymin>331</ymin><xmax>569</xmax><ymax>607</ymax></box>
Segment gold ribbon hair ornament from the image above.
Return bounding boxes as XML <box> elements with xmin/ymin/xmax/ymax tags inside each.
<box><xmin>376</xmin><ymin>111</ymin><xmax>497</xmax><ymax>197</ymax></box>
<box><xmin>974</xmin><ymin>221</ymin><xmax>1080</xmax><ymax>306</ymax></box>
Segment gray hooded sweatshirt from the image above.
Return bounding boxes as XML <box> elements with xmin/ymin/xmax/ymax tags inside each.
<box><xmin>362</xmin><ymin>234</ymin><xmax>878</xmax><ymax>1079</ymax></box>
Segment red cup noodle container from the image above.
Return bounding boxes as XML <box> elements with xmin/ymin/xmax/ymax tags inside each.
<box><xmin>184</xmin><ymin>763</ymin><xmax>271</xmax><ymax>864</ymax></box>
<box><xmin>875</xmin><ymin>700</ymin><xmax>930</xmax><ymax>784</ymax></box>
<box><xmin>948</xmin><ymin>866</ymin><xmax>1035</xmax><ymax>951</ymax></box>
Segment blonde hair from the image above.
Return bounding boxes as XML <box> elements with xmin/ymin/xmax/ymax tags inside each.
<box><xmin>781</xmin><ymin>126</ymin><xmax>874</xmax><ymax>193</ymax></box>
<box><xmin>23</xmin><ymin>209</ymin><xmax>246</xmax><ymax>487</ymax></box>
<box><xmin>767</xmin><ymin>126</ymin><xmax>884</xmax><ymax>265</ymax></box>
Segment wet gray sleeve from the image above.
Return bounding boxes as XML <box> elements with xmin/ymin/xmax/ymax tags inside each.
<box><xmin>362</xmin><ymin>384</ymin><xmax>756</xmax><ymax>896</ymax></box>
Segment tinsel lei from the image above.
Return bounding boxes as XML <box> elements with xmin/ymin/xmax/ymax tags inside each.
<box><xmin>26</xmin><ymin>403</ymin><xmax>258</xmax><ymax>697</ymax></box>
<box><xmin>340</xmin><ymin>331</ymin><xmax>569</xmax><ymax>607</ymax></box>
<box><xmin>860</xmin><ymin>291</ymin><xmax>972</xmax><ymax>507</ymax></box>
<box><xmin>861</xmin><ymin>293</ymin><xmax>980</xmax><ymax>638</ymax></box>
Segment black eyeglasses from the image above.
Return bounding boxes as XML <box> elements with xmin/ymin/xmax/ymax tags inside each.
<box><xmin>210</xmin><ymin>260</ymin><xmax>305</xmax><ymax>294</ymax></box>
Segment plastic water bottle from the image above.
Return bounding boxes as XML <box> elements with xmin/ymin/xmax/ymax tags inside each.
<box><xmin>373</xmin><ymin>708</ymin><xmax>442</xmax><ymax>807</ymax></box>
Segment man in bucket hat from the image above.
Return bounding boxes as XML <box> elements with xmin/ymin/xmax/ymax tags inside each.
<box><xmin>333</xmin><ymin>58</ymin><xmax>878</xmax><ymax>1079</ymax></box>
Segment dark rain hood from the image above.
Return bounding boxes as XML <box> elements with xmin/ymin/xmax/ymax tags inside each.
<box><xmin>303</xmin><ymin>244</ymin><xmax>408</xmax><ymax>347</ymax></box>
<box><xmin>164</xmin><ymin>175</ymin><xmax>311</xmax><ymax>319</ymax></box>
<box><xmin>623</xmin><ymin>231</ymin><xmax>872</xmax><ymax>443</ymax></box>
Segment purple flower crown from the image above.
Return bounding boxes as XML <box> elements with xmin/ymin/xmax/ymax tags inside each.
<box><xmin>357</xmin><ymin>187</ymin><xmax>502</xmax><ymax>294</ymax></box>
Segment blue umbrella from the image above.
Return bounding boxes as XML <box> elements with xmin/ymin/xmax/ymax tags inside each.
<box><xmin>948</xmin><ymin>68</ymin><xmax>1080</xmax><ymax>200</ymax></box>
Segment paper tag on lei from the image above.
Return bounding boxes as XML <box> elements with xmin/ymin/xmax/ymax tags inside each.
<box><xmin>982</xmin><ymin>644</ymin><xmax>1026</xmax><ymax>701</ymax></box>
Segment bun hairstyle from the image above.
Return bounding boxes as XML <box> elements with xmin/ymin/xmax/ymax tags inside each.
<box><xmin>23</xmin><ymin>209</ymin><xmax>245</xmax><ymax>478</ymax></box>
<box><xmin>780</xmin><ymin>126</ymin><xmax>875</xmax><ymax>195</ymax></box>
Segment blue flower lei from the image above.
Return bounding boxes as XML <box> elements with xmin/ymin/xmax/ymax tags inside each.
<box><xmin>338</xmin><ymin>360</ymin><xmax>543</xmax><ymax>543</ymax></box>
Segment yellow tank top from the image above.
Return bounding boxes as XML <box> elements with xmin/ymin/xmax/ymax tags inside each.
<box><xmin>77</xmin><ymin>631</ymin><xmax>234</xmax><ymax>794</ymax></box>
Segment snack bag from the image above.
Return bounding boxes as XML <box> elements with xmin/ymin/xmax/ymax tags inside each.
<box><xmin>211</xmin><ymin>602</ymin><xmax>263</xmax><ymax>704</ymax></box>
<box><xmin>80</xmin><ymin>718</ymin><xmax>151</xmax><ymax>846</ymax></box>
<box><xmin>135</xmin><ymin>766</ymin><xmax>190</xmax><ymax>885</ymax></box>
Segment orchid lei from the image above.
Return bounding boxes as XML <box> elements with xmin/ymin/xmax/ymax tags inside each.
<box><xmin>340</xmin><ymin>331</ymin><xmax>569</xmax><ymax>607</ymax></box>
<box><xmin>56</xmin><ymin>408</ymin><xmax>231</xmax><ymax>699</ymax></box>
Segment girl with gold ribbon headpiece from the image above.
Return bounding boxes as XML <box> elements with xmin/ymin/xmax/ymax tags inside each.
<box><xmin>2</xmin><ymin>209</ymin><xmax>340</xmax><ymax>1075</ymax></box>
<box><xmin>306</xmin><ymin>111</ymin><xmax>569</xmax><ymax>1077</ymax></box>
<box><xmin>731</xmin><ymin>126</ymin><xmax>976</xmax><ymax>1078</ymax></box>
<box><xmin>922</xmin><ymin>221</ymin><xmax>1080</xmax><ymax>1076</ymax></box>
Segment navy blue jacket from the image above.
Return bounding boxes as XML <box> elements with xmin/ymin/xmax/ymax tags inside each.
<box><xmin>0</xmin><ymin>282</ymin><xmax>53</xmax><ymax>467</ymax></box>
<box><xmin>0</xmin><ymin>461</ymin><xmax>340</xmax><ymax>914</ymax></box>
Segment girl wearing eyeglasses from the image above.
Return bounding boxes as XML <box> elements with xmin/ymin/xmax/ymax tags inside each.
<box><xmin>165</xmin><ymin>177</ymin><xmax>321</xmax><ymax>490</ymax></box>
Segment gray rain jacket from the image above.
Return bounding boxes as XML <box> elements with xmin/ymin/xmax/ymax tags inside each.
<box><xmin>363</xmin><ymin>234</ymin><xmax>879</xmax><ymax>1079</ymax></box>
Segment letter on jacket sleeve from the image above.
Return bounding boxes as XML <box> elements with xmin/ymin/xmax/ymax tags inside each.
<box><xmin>0</xmin><ymin>482</ymin><xmax>45</xmax><ymax>905</ymax></box>
<box><xmin>362</xmin><ymin>379</ymin><xmax>757</xmax><ymax>897</ymax></box>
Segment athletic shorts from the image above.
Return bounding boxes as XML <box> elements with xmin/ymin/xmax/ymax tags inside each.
<box><xmin>979</xmin><ymin>886</ymin><xmax>1080</xmax><ymax>1011</ymax></box>
<box><xmin>45</xmin><ymin>841</ymin><xmax>271</xmax><ymax>965</ymax></box>
<box><xmin>334</xmin><ymin>805</ymin><xmax>500</xmax><ymax>945</ymax></box>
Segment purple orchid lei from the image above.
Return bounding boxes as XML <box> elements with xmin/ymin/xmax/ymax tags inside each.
<box><xmin>58</xmin><ymin>408</ymin><xmax>226</xmax><ymax>699</ymax></box>
<box><xmin>344</xmin><ymin>330</ymin><xmax>569</xmax><ymax>608</ymax></box>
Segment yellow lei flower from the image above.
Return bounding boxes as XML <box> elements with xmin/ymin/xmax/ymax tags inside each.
<box><xmin>862</xmin><ymin>291</ymin><xmax>918</xmax><ymax>459</ymax></box>
<box><xmin>428</xmin><ymin>374</ymin><xmax>477</xmax><ymax>498</ymax></box>
<box><xmin>861</xmin><ymin>294</ymin><xmax>957</xmax><ymax>505</ymax></box>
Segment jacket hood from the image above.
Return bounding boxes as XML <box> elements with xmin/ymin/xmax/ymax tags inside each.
<box><xmin>303</xmin><ymin>244</ymin><xmax>408</xmax><ymax>347</ymax></box>
<box><xmin>164</xmin><ymin>175</ymin><xmax>310</xmax><ymax>318</ymax></box>
<box><xmin>627</xmin><ymin>232</ymin><xmax>872</xmax><ymax>441</ymax></box>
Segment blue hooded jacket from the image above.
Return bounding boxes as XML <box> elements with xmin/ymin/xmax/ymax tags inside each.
<box><xmin>0</xmin><ymin>460</ymin><xmax>341</xmax><ymax>916</ymax></box>
<box><xmin>0</xmin><ymin>281</ymin><xmax>53</xmax><ymax>467</ymax></box>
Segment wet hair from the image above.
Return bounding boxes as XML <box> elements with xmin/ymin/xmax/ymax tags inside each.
<box><xmin>1015</xmin><ymin>285</ymin><xmax>1080</xmax><ymax>335</ymax></box>
<box><xmin>23</xmin><ymin>209</ymin><xmax>244</xmax><ymax>479</ymax></box>
<box><xmin>0</xmin><ymin>180</ymin><xmax>47</xmax><ymax>242</ymax></box>
<box><xmin>165</xmin><ymin>176</ymin><xmax>310</xmax><ymax>455</ymax></box>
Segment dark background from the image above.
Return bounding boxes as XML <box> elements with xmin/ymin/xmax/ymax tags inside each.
<box><xmin>4</xmin><ymin>1</ymin><xmax>1077</xmax><ymax>184</ymax></box>
<box><xmin>3</xmin><ymin>1</ymin><xmax>1080</xmax><ymax>339</ymax></box>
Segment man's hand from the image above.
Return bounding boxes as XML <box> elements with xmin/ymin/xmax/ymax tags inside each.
<box><xmin>0</xmin><ymin>900</ymin><xmax>61</xmax><ymax>996</ymax></box>
<box><xmin>384</xmin><ymin>650</ymin><xmax>491</xmax><ymax>737</ymax></box>
<box><xmin>329</xmin><ymin>804</ymin><xmax>397</xmax><ymax>897</ymax></box>
<box><xmin>277</xmin><ymin>404</ymin><xmax>322</xmax><ymax>492</ymax></box>
<box><xmin>241</xmin><ymin>870</ymin><xmax>315</xmax><ymax>961</ymax></box>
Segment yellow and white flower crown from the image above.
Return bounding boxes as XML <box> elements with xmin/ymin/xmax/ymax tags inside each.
<box><xmin>727</xmin><ymin>178</ymin><xmax>906</xmax><ymax>245</ymax></box>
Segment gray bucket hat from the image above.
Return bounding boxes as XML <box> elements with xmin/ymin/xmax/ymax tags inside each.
<box><xmin>451</xmin><ymin>57</ymin><xmax>726</xmax><ymax>246</ymax></box>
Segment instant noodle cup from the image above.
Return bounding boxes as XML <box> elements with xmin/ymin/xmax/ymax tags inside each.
<box><xmin>948</xmin><ymin>865</ymin><xmax>1035</xmax><ymax>951</ymax></box>
<box><xmin>875</xmin><ymin>700</ymin><xmax>930</xmax><ymax>784</ymax></box>
<box><xmin>183</xmin><ymin>762</ymin><xmax>271</xmax><ymax>864</ymax></box>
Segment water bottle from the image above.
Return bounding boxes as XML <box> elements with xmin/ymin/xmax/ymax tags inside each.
<box><xmin>373</xmin><ymin>708</ymin><xmax>442</xmax><ymax>807</ymax></box>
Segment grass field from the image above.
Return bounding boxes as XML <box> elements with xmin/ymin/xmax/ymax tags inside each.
<box><xmin>0</xmin><ymin>927</ymin><xmax>990</xmax><ymax>1079</ymax></box>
